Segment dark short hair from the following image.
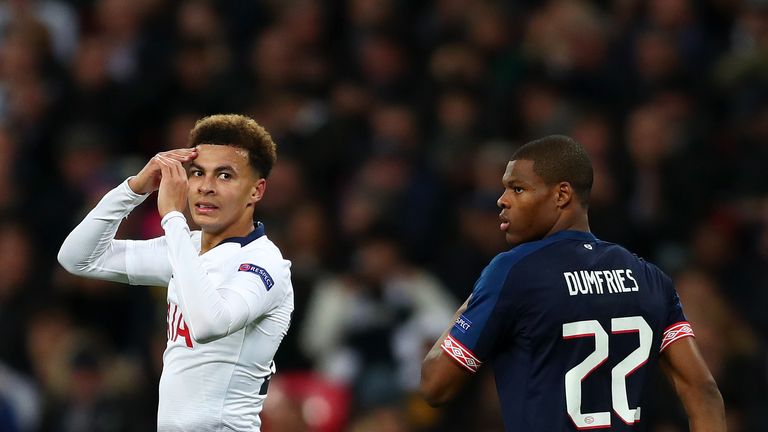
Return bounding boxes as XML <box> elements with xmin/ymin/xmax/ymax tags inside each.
<box><xmin>188</xmin><ymin>114</ymin><xmax>277</xmax><ymax>178</ymax></box>
<box><xmin>511</xmin><ymin>135</ymin><xmax>593</xmax><ymax>206</ymax></box>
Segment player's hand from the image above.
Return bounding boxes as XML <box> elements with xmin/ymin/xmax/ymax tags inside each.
<box><xmin>157</xmin><ymin>155</ymin><xmax>190</xmax><ymax>217</ymax></box>
<box><xmin>128</xmin><ymin>149</ymin><xmax>197</xmax><ymax>195</ymax></box>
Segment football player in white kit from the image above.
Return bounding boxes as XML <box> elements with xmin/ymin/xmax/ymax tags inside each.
<box><xmin>58</xmin><ymin>114</ymin><xmax>294</xmax><ymax>431</ymax></box>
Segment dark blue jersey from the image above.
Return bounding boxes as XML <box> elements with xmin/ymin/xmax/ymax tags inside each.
<box><xmin>443</xmin><ymin>230</ymin><xmax>693</xmax><ymax>431</ymax></box>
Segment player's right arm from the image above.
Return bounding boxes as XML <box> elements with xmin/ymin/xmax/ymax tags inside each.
<box><xmin>660</xmin><ymin>337</ymin><xmax>726</xmax><ymax>432</ymax></box>
<box><xmin>421</xmin><ymin>253</ymin><xmax>515</xmax><ymax>406</ymax></box>
<box><xmin>420</xmin><ymin>297</ymin><xmax>473</xmax><ymax>406</ymax></box>
<box><xmin>57</xmin><ymin>149</ymin><xmax>196</xmax><ymax>286</ymax></box>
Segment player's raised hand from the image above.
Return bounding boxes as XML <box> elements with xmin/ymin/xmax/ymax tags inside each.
<box><xmin>157</xmin><ymin>155</ymin><xmax>190</xmax><ymax>217</ymax></box>
<box><xmin>128</xmin><ymin>148</ymin><xmax>197</xmax><ymax>195</ymax></box>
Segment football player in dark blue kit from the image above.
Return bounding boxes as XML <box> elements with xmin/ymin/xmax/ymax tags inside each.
<box><xmin>420</xmin><ymin>135</ymin><xmax>725</xmax><ymax>431</ymax></box>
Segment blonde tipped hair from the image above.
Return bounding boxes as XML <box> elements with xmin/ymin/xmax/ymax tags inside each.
<box><xmin>189</xmin><ymin>114</ymin><xmax>277</xmax><ymax>178</ymax></box>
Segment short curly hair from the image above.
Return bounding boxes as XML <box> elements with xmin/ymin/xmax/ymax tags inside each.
<box><xmin>188</xmin><ymin>114</ymin><xmax>277</xmax><ymax>179</ymax></box>
<box><xmin>512</xmin><ymin>135</ymin><xmax>593</xmax><ymax>206</ymax></box>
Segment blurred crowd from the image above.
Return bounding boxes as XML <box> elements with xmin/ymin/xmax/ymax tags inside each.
<box><xmin>0</xmin><ymin>0</ymin><xmax>767</xmax><ymax>430</ymax></box>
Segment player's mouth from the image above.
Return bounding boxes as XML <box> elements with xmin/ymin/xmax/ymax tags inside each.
<box><xmin>499</xmin><ymin>214</ymin><xmax>510</xmax><ymax>231</ymax></box>
<box><xmin>194</xmin><ymin>202</ymin><xmax>219</xmax><ymax>214</ymax></box>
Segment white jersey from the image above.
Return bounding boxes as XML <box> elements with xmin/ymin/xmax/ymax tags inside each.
<box><xmin>57</xmin><ymin>179</ymin><xmax>294</xmax><ymax>431</ymax></box>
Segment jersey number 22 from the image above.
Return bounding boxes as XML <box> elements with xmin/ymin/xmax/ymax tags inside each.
<box><xmin>562</xmin><ymin>316</ymin><xmax>652</xmax><ymax>429</ymax></box>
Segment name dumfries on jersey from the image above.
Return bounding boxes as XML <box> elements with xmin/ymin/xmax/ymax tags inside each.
<box><xmin>563</xmin><ymin>269</ymin><xmax>639</xmax><ymax>296</ymax></box>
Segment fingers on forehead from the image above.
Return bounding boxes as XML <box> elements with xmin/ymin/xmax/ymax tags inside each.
<box><xmin>158</xmin><ymin>149</ymin><xmax>195</xmax><ymax>160</ymax></box>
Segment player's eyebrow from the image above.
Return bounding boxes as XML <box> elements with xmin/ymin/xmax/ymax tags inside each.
<box><xmin>503</xmin><ymin>176</ymin><xmax>521</xmax><ymax>186</ymax></box>
<box><xmin>189</xmin><ymin>162</ymin><xmax>238</xmax><ymax>173</ymax></box>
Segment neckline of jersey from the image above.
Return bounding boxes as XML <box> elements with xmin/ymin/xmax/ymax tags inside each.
<box><xmin>547</xmin><ymin>229</ymin><xmax>597</xmax><ymax>242</ymax></box>
<box><xmin>216</xmin><ymin>222</ymin><xmax>266</xmax><ymax>247</ymax></box>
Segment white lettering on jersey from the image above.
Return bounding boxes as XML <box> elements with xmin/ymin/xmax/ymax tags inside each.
<box><xmin>564</xmin><ymin>269</ymin><xmax>640</xmax><ymax>296</ymax></box>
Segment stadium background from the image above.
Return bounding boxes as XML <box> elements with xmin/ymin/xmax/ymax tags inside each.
<box><xmin>0</xmin><ymin>0</ymin><xmax>766</xmax><ymax>430</ymax></box>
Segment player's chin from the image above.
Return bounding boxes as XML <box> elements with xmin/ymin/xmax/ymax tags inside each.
<box><xmin>505</xmin><ymin>231</ymin><xmax>533</xmax><ymax>247</ymax></box>
<box><xmin>504</xmin><ymin>232</ymin><xmax>521</xmax><ymax>247</ymax></box>
<box><xmin>190</xmin><ymin>212</ymin><xmax>216</xmax><ymax>228</ymax></box>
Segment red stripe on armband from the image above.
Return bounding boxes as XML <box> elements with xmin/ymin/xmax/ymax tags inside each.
<box><xmin>660</xmin><ymin>321</ymin><xmax>695</xmax><ymax>352</ymax></box>
<box><xmin>441</xmin><ymin>335</ymin><xmax>481</xmax><ymax>373</ymax></box>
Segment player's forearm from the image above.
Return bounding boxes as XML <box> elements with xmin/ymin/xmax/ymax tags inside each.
<box><xmin>58</xmin><ymin>179</ymin><xmax>146</xmax><ymax>280</ymax></box>
<box><xmin>661</xmin><ymin>339</ymin><xmax>726</xmax><ymax>432</ymax></box>
<box><xmin>420</xmin><ymin>326</ymin><xmax>457</xmax><ymax>406</ymax></box>
<box><xmin>161</xmin><ymin>212</ymin><xmax>248</xmax><ymax>343</ymax></box>
<box><xmin>684</xmin><ymin>379</ymin><xmax>726</xmax><ymax>432</ymax></box>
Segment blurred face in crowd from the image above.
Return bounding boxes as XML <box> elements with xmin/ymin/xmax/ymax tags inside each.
<box><xmin>187</xmin><ymin>144</ymin><xmax>265</xmax><ymax>238</ymax></box>
<box><xmin>497</xmin><ymin>159</ymin><xmax>560</xmax><ymax>246</ymax></box>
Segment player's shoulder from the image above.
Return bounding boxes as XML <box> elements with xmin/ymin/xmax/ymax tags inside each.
<box><xmin>241</xmin><ymin>235</ymin><xmax>285</xmax><ymax>260</ymax></box>
<box><xmin>486</xmin><ymin>243</ymin><xmax>542</xmax><ymax>275</ymax></box>
<box><xmin>469</xmin><ymin>237</ymin><xmax>565</xmax><ymax>308</ymax></box>
<box><xmin>596</xmin><ymin>239</ymin><xmax>673</xmax><ymax>286</ymax></box>
<box><xmin>478</xmin><ymin>234</ymin><xmax>569</xmax><ymax>290</ymax></box>
<box><xmin>489</xmin><ymin>230</ymin><xmax>598</xmax><ymax>272</ymax></box>
<box><xmin>237</xmin><ymin>236</ymin><xmax>292</xmax><ymax>281</ymax></box>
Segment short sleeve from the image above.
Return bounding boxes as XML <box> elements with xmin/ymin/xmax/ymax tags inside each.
<box><xmin>442</xmin><ymin>255</ymin><xmax>513</xmax><ymax>373</ymax></box>
<box><xmin>659</xmin><ymin>275</ymin><xmax>694</xmax><ymax>352</ymax></box>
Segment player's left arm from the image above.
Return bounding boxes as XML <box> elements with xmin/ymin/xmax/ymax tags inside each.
<box><xmin>420</xmin><ymin>297</ymin><xmax>473</xmax><ymax>406</ymax></box>
<box><xmin>660</xmin><ymin>337</ymin><xmax>726</xmax><ymax>432</ymax></box>
<box><xmin>656</xmin><ymin>271</ymin><xmax>725</xmax><ymax>431</ymax></box>
<box><xmin>156</xmin><ymin>158</ymin><xmax>283</xmax><ymax>343</ymax></box>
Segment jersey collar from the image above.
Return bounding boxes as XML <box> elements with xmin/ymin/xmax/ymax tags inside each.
<box><xmin>216</xmin><ymin>222</ymin><xmax>266</xmax><ymax>247</ymax></box>
<box><xmin>547</xmin><ymin>229</ymin><xmax>597</xmax><ymax>242</ymax></box>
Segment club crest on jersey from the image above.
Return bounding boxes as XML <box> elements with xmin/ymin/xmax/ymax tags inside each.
<box><xmin>238</xmin><ymin>263</ymin><xmax>274</xmax><ymax>290</ymax></box>
<box><xmin>454</xmin><ymin>315</ymin><xmax>472</xmax><ymax>333</ymax></box>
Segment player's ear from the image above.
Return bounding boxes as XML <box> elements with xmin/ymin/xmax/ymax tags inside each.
<box><xmin>556</xmin><ymin>182</ymin><xmax>573</xmax><ymax>208</ymax></box>
<box><xmin>248</xmin><ymin>178</ymin><xmax>267</xmax><ymax>206</ymax></box>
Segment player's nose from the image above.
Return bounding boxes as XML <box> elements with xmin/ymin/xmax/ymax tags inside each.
<box><xmin>198</xmin><ymin>175</ymin><xmax>215</xmax><ymax>194</ymax></box>
<box><xmin>497</xmin><ymin>194</ymin><xmax>508</xmax><ymax>209</ymax></box>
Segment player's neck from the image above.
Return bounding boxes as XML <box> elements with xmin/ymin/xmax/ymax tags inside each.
<box><xmin>568</xmin><ymin>215</ymin><xmax>590</xmax><ymax>233</ymax></box>
<box><xmin>548</xmin><ymin>211</ymin><xmax>591</xmax><ymax>237</ymax></box>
